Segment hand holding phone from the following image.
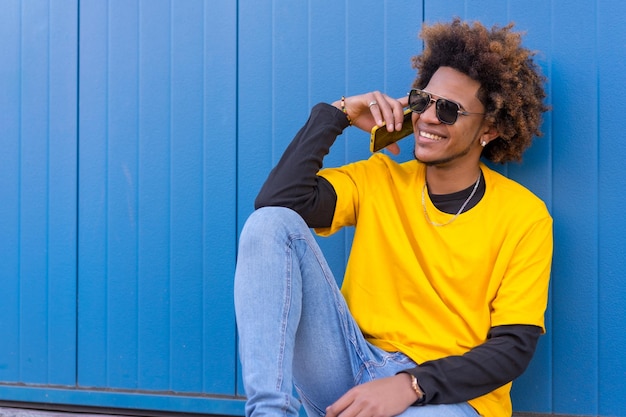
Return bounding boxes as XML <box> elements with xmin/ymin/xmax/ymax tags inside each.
<box><xmin>369</xmin><ymin>108</ymin><xmax>413</xmax><ymax>153</ymax></box>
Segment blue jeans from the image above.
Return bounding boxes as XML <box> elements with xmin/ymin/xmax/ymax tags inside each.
<box><xmin>234</xmin><ymin>207</ymin><xmax>478</xmax><ymax>417</ymax></box>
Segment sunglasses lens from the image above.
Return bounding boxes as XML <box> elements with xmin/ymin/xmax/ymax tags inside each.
<box><xmin>409</xmin><ymin>90</ymin><xmax>431</xmax><ymax>113</ymax></box>
<box><xmin>409</xmin><ymin>89</ymin><xmax>462</xmax><ymax>125</ymax></box>
<box><xmin>436</xmin><ymin>99</ymin><xmax>460</xmax><ymax>125</ymax></box>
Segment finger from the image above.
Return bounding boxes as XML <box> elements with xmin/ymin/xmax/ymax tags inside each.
<box><xmin>327</xmin><ymin>397</ymin><xmax>363</xmax><ymax>417</ymax></box>
<box><xmin>365</xmin><ymin>92</ymin><xmax>406</xmax><ymax>131</ymax></box>
<box><xmin>375</xmin><ymin>92</ymin><xmax>399</xmax><ymax>132</ymax></box>
<box><xmin>366</xmin><ymin>92</ymin><xmax>385</xmax><ymax>127</ymax></box>
<box><xmin>394</xmin><ymin>95</ymin><xmax>411</xmax><ymax>132</ymax></box>
<box><xmin>368</xmin><ymin>92</ymin><xmax>401</xmax><ymax>132</ymax></box>
<box><xmin>392</xmin><ymin>100</ymin><xmax>407</xmax><ymax>131</ymax></box>
<box><xmin>381</xmin><ymin>94</ymin><xmax>408</xmax><ymax>132</ymax></box>
<box><xmin>325</xmin><ymin>392</ymin><xmax>353</xmax><ymax>417</ymax></box>
<box><xmin>397</xmin><ymin>95</ymin><xmax>409</xmax><ymax>108</ymax></box>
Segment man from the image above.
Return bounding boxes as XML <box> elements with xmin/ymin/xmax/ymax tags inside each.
<box><xmin>234</xmin><ymin>18</ymin><xmax>552</xmax><ymax>417</ymax></box>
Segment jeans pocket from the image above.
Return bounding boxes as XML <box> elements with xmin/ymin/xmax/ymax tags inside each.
<box><xmin>359</xmin><ymin>347</ymin><xmax>417</xmax><ymax>383</ymax></box>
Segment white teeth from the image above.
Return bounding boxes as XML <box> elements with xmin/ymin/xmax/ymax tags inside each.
<box><xmin>420</xmin><ymin>131</ymin><xmax>445</xmax><ymax>141</ymax></box>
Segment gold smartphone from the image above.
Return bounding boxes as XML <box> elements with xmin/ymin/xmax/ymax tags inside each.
<box><xmin>369</xmin><ymin>108</ymin><xmax>413</xmax><ymax>153</ymax></box>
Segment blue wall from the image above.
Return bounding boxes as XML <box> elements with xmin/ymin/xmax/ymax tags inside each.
<box><xmin>1</xmin><ymin>1</ymin><xmax>625</xmax><ymax>416</ymax></box>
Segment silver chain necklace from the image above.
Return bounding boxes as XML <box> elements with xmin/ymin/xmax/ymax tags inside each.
<box><xmin>421</xmin><ymin>171</ymin><xmax>482</xmax><ymax>227</ymax></box>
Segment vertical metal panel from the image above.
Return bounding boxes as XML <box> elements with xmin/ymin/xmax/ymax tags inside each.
<box><xmin>597</xmin><ymin>2</ymin><xmax>626</xmax><ymax>417</ymax></box>
<box><xmin>77</xmin><ymin>0</ymin><xmax>143</xmax><ymax>389</ymax></box>
<box><xmin>15</xmin><ymin>0</ymin><xmax>52</xmax><ymax>385</ymax></box>
<box><xmin>0</xmin><ymin>0</ymin><xmax>78</xmax><ymax>387</ymax></box>
<box><xmin>106</xmin><ymin>0</ymin><xmax>140</xmax><ymax>390</ymax></box>
<box><xmin>424</xmin><ymin>0</ymin><xmax>465</xmax><ymax>21</ymax></box>
<box><xmin>46</xmin><ymin>0</ymin><xmax>80</xmax><ymax>386</ymax></box>
<box><xmin>0</xmin><ymin>0</ymin><xmax>23</xmax><ymax>385</ymax></box>
<box><xmin>169</xmin><ymin>1</ymin><xmax>205</xmax><ymax>393</ymax></box>
<box><xmin>550</xmin><ymin>1</ymin><xmax>599</xmax><ymax>415</ymax></box>
<box><xmin>78</xmin><ymin>0</ymin><xmax>237</xmax><ymax>397</ymax></box>
<box><xmin>76</xmin><ymin>0</ymin><xmax>110</xmax><ymax>388</ymax></box>
<box><xmin>135</xmin><ymin>0</ymin><xmax>172</xmax><ymax>392</ymax></box>
<box><xmin>200</xmin><ymin>1</ymin><xmax>239</xmax><ymax>395</ymax></box>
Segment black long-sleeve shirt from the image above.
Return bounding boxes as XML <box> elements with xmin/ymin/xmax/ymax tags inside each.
<box><xmin>256</xmin><ymin>103</ymin><xmax>542</xmax><ymax>405</ymax></box>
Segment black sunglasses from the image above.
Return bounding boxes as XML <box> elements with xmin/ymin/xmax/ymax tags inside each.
<box><xmin>408</xmin><ymin>89</ymin><xmax>484</xmax><ymax>125</ymax></box>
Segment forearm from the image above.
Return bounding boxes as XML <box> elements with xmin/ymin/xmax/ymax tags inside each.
<box><xmin>403</xmin><ymin>324</ymin><xmax>542</xmax><ymax>404</ymax></box>
<box><xmin>255</xmin><ymin>103</ymin><xmax>349</xmax><ymax>227</ymax></box>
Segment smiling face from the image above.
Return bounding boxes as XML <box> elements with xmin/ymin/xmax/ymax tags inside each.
<box><xmin>413</xmin><ymin>66</ymin><xmax>493</xmax><ymax>169</ymax></box>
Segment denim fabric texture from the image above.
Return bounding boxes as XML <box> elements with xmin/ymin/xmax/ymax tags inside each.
<box><xmin>234</xmin><ymin>207</ymin><xmax>478</xmax><ymax>417</ymax></box>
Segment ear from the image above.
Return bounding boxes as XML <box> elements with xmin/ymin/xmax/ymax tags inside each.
<box><xmin>479</xmin><ymin>123</ymin><xmax>499</xmax><ymax>146</ymax></box>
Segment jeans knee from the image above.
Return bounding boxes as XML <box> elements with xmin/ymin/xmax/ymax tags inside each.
<box><xmin>241</xmin><ymin>206</ymin><xmax>307</xmax><ymax>243</ymax></box>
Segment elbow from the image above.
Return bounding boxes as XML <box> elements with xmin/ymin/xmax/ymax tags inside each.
<box><xmin>254</xmin><ymin>194</ymin><xmax>269</xmax><ymax>210</ymax></box>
